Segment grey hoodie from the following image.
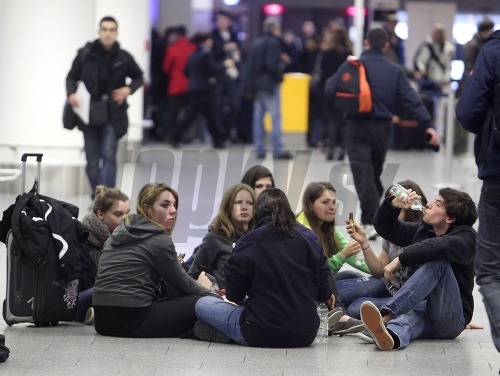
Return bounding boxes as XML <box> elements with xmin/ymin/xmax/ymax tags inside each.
<box><xmin>93</xmin><ymin>214</ymin><xmax>207</xmax><ymax>307</ymax></box>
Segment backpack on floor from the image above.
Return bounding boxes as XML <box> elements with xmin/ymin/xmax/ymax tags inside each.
<box><xmin>332</xmin><ymin>56</ymin><xmax>373</xmax><ymax>114</ymax></box>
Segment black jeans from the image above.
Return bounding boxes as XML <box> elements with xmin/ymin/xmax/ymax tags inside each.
<box><xmin>94</xmin><ymin>293</ymin><xmax>205</xmax><ymax>338</ymax></box>
<box><xmin>346</xmin><ymin>118</ymin><xmax>391</xmax><ymax>225</ymax></box>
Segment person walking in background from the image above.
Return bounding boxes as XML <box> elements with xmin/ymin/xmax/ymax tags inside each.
<box><xmin>317</xmin><ymin>27</ymin><xmax>352</xmax><ymax>160</ymax></box>
<box><xmin>161</xmin><ymin>25</ymin><xmax>196</xmax><ymax>143</ymax></box>
<box><xmin>413</xmin><ymin>23</ymin><xmax>455</xmax><ymax>139</ymax></box>
<box><xmin>170</xmin><ymin>32</ymin><xmax>232</xmax><ymax>149</ymax></box>
<box><xmin>458</xmin><ymin>18</ymin><xmax>494</xmax><ymax>96</ymax></box>
<box><xmin>456</xmin><ymin>28</ymin><xmax>500</xmax><ymax>352</ymax></box>
<box><xmin>325</xmin><ymin>27</ymin><xmax>439</xmax><ymax>240</ymax></box>
<box><xmin>211</xmin><ymin>11</ymin><xmax>242</xmax><ymax>143</ymax></box>
<box><xmin>241</xmin><ymin>18</ymin><xmax>292</xmax><ymax>160</ymax></box>
<box><xmin>66</xmin><ymin>16</ymin><xmax>143</xmax><ymax>198</ymax></box>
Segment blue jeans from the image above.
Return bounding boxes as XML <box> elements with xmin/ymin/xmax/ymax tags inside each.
<box><xmin>381</xmin><ymin>261</ymin><xmax>465</xmax><ymax>349</ymax></box>
<box><xmin>195</xmin><ymin>296</ymin><xmax>248</xmax><ymax>345</ymax></box>
<box><xmin>476</xmin><ymin>181</ymin><xmax>500</xmax><ymax>351</ymax></box>
<box><xmin>252</xmin><ymin>86</ymin><xmax>285</xmax><ymax>156</ymax></box>
<box><xmin>75</xmin><ymin>288</ymin><xmax>93</xmax><ymax>322</ymax></box>
<box><xmin>335</xmin><ymin>276</ymin><xmax>391</xmax><ymax>318</ymax></box>
<box><xmin>83</xmin><ymin>123</ymin><xmax>118</xmax><ymax>193</ymax></box>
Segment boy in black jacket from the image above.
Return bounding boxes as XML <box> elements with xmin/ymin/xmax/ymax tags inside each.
<box><xmin>348</xmin><ymin>187</ymin><xmax>477</xmax><ymax>350</ymax></box>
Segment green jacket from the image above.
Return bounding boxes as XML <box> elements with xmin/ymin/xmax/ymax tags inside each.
<box><xmin>296</xmin><ymin>212</ymin><xmax>371</xmax><ymax>275</ymax></box>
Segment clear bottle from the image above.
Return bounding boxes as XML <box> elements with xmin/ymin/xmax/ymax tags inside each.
<box><xmin>389</xmin><ymin>183</ymin><xmax>425</xmax><ymax>212</ymax></box>
<box><xmin>316</xmin><ymin>303</ymin><xmax>329</xmax><ymax>342</ymax></box>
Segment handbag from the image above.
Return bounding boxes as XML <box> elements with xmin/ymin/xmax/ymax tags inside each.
<box><xmin>89</xmin><ymin>97</ymin><xmax>109</xmax><ymax>126</ymax></box>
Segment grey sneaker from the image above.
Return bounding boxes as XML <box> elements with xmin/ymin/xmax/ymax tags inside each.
<box><xmin>193</xmin><ymin>321</ymin><xmax>232</xmax><ymax>344</ymax></box>
<box><xmin>360</xmin><ymin>301</ymin><xmax>394</xmax><ymax>351</ymax></box>
<box><xmin>328</xmin><ymin>308</ymin><xmax>343</xmax><ymax>328</ymax></box>
<box><xmin>330</xmin><ymin>317</ymin><xmax>365</xmax><ymax>335</ymax></box>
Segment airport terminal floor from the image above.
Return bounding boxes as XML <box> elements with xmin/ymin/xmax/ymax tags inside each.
<box><xmin>0</xmin><ymin>134</ymin><xmax>498</xmax><ymax>375</ymax></box>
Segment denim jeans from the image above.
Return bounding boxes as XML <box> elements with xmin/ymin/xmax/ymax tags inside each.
<box><xmin>83</xmin><ymin>123</ymin><xmax>118</xmax><ymax>193</ymax></box>
<box><xmin>252</xmin><ymin>85</ymin><xmax>285</xmax><ymax>156</ymax></box>
<box><xmin>336</xmin><ymin>276</ymin><xmax>389</xmax><ymax>308</ymax></box>
<box><xmin>381</xmin><ymin>261</ymin><xmax>465</xmax><ymax>349</ymax></box>
<box><xmin>75</xmin><ymin>288</ymin><xmax>93</xmax><ymax>322</ymax></box>
<box><xmin>335</xmin><ymin>275</ymin><xmax>391</xmax><ymax>318</ymax></box>
<box><xmin>195</xmin><ymin>296</ymin><xmax>248</xmax><ymax>345</ymax></box>
<box><xmin>476</xmin><ymin>181</ymin><xmax>500</xmax><ymax>351</ymax></box>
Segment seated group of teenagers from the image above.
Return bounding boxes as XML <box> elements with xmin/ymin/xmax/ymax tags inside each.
<box><xmin>77</xmin><ymin>165</ymin><xmax>478</xmax><ymax>351</ymax></box>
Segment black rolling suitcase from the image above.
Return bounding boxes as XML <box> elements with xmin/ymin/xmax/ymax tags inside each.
<box><xmin>2</xmin><ymin>153</ymin><xmax>79</xmax><ymax>326</ymax></box>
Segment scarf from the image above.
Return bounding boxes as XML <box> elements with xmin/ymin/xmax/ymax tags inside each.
<box><xmin>82</xmin><ymin>212</ymin><xmax>111</xmax><ymax>268</ymax></box>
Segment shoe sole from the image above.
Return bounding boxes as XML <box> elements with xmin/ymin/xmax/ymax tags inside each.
<box><xmin>360</xmin><ymin>302</ymin><xmax>394</xmax><ymax>351</ymax></box>
<box><xmin>327</xmin><ymin>309</ymin><xmax>343</xmax><ymax>328</ymax></box>
<box><xmin>332</xmin><ymin>322</ymin><xmax>365</xmax><ymax>335</ymax></box>
<box><xmin>194</xmin><ymin>321</ymin><xmax>232</xmax><ymax>344</ymax></box>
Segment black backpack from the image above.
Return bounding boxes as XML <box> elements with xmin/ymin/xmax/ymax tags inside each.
<box><xmin>332</xmin><ymin>57</ymin><xmax>373</xmax><ymax>114</ymax></box>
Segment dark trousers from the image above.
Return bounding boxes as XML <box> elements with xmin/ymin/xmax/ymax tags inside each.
<box><xmin>162</xmin><ymin>93</ymin><xmax>189</xmax><ymax>141</ymax></box>
<box><xmin>346</xmin><ymin>118</ymin><xmax>391</xmax><ymax>225</ymax></box>
<box><xmin>94</xmin><ymin>293</ymin><xmax>205</xmax><ymax>338</ymax></box>
<box><xmin>171</xmin><ymin>90</ymin><xmax>225</xmax><ymax>147</ymax></box>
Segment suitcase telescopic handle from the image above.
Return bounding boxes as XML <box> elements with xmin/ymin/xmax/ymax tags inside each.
<box><xmin>21</xmin><ymin>153</ymin><xmax>43</xmax><ymax>162</ymax></box>
<box><xmin>21</xmin><ymin>153</ymin><xmax>43</xmax><ymax>193</ymax></box>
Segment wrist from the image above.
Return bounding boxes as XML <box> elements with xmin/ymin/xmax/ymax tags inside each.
<box><xmin>361</xmin><ymin>242</ymin><xmax>370</xmax><ymax>251</ymax></box>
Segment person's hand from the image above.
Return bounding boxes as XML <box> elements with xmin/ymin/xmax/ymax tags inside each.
<box><xmin>223</xmin><ymin>58</ymin><xmax>235</xmax><ymax>68</ymax></box>
<box><xmin>345</xmin><ymin>221</ymin><xmax>369</xmax><ymax>247</ymax></box>
<box><xmin>465</xmin><ymin>322</ymin><xmax>484</xmax><ymax>329</ymax></box>
<box><xmin>196</xmin><ymin>271</ymin><xmax>212</xmax><ymax>289</ymax></box>
<box><xmin>111</xmin><ymin>86</ymin><xmax>132</xmax><ymax>105</ymax></box>
<box><xmin>68</xmin><ymin>93</ymin><xmax>78</xmax><ymax>107</ymax></box>
<box><xmin>177</xmin><ymin>253</ymin><xmax>185</xmax><ymax>262</ymax></box>
<box><xmin>425</xmin><ymin>127</ymin><xmax>440</xmax><ymax>147</ymax></box>
<box><xmin>384</xmin><ymin>257</ymin><xmax>402</xmax><ymax>279</ymax></box>
<box><xmin>340</xmin><ymin>240</ymin><xmax>362</xmax><ymax>259</ymax></box>
<box><xmin>280</xmin><ymin>53</ymin><xmax>291</xmax><ymax>65</ymax></box>
<box><xmin>326</xmin><ymin>294</ymin><xmax>335</xmax><ymax>310</ymax></box>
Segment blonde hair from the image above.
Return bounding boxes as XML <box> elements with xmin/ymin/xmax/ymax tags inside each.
<box><xmin>92</xmin><ymin>185</ymin><xmax>129</xmax><ymax>214</ymax></box>
<box><xmin>136</xmin><ymin>183</ymin><xmax>179</xmax><ymax>235</ymax></box>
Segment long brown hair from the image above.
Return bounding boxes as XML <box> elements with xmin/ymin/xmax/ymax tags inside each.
<box><xmin>301</xmin><ymin>182</ymin><xmax>339</xmax><ymax>257</ymax></box>
<box><xmin>210</xmin><ymin>183</ymin><xmax>256</xmax><ymax>239</ymax></box>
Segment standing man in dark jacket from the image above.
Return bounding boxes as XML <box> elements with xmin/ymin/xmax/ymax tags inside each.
<box><xmin>66</xmin><ymin>16</ymin><xmax>144</xmax><ymax>197</ymax></box>
<box><xmin>325</xmin><ymin>27</ymin><xmax>439</xmax><ymax>239</ymax></box>
<box><xmin>170</xmin><ymin>32</ymin><xmax>232</xmax><ymax>149</ymax></box>
<box><xmin>456</xmin><ymin>29</ymin><xmax>500</xmax><ymax>352</ymax></box>
<box><xmin>242</xmin><ymin>18</ymin><xmax>292</xmax><ymax>159</ymax></box>
<box><xmin>351</xmin><ymin>187</ymin><xmax>477</xmax><ymax>350</ymax></box>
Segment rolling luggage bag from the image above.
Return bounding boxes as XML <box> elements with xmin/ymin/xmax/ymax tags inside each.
<box><xmin>2</xmin><ymin>153</ymin><xmax>79</xmax><ymax>326</ymax></box>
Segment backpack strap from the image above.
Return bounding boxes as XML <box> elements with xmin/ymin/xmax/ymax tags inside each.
<box><xmin>425</xmin><ymin>43</ymin><xmax>447</xmax><ymax>74</ymax></box>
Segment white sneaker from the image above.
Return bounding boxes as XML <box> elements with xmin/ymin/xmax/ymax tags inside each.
<box><xmin>363</xmin><ymin>224</ymin><xmax>378</xmax><ymax>240</ymax></box>
<box><xmin>84</xmin><ymin>307</ymin><xmax>94</xmax><ymax>326</ymax></box>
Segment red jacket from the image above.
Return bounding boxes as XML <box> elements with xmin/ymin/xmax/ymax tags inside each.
<box><xmin>162</xmin><ymin>37</ymin><xmax>195</xmax><ymax>96</ymax></box>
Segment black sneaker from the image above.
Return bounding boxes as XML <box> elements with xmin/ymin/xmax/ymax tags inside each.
<box><xmin>360</xmin><ymin>301</ymin><xmax>394</xmax><ymax>351</ymax></box>
<box><xmin>330</xmin><ymin>317</ymin><xmax>365</xmax><ymax>335</ymax></box>
<box><xmin>193</xmin><ymin>321</ymin><xmax>232</xmax><ymax>344</ymax></box>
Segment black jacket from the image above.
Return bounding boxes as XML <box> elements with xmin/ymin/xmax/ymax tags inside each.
<box><xmin>224</xmin><ymin>219</ymin><xmax>332</xmax><ymax>347</ymax></box>
<box><xmin>325</xmin><ymin>49</ymin><xmax>431</xmax><ymax>126</ymax></box>
<box><xmin>242</xmin><ymin>33</ymin><xmax>284</xmax><ymax>95</ymax></box>
<box><xmin>373</xmin><ymin>197</ymin><xmax>477</xmax><ymax>324</ymax></box>
<box><xmin>66</xmin><ymin>40</ymin><xmax>144</xmax><ymax>137</ymax></box>
<box><xmin>184</xmin><ymin>46</ymin><xmax>225</xmax><ymax>92</ymax></box>
<box><xmin>187</xmin><ymin>229</ymin><xmax>234</xmax><ymax>289</ymax></box>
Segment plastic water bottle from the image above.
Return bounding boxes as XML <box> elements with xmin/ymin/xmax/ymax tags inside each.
<box><xmin>316</xmin><ymin>303</ymin><xmax>329</xmax><ymax>342</ymax></box>
<box><xmin>390</xmin><ymin>183</ymin><xmax>425</xmax><ymax>212</ymax></box>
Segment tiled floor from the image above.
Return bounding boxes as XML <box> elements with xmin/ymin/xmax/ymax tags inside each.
<box><xmin>0</xmin><ymin>134</ymin><xmax>498</xmax><ymax>375</ymax></box>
